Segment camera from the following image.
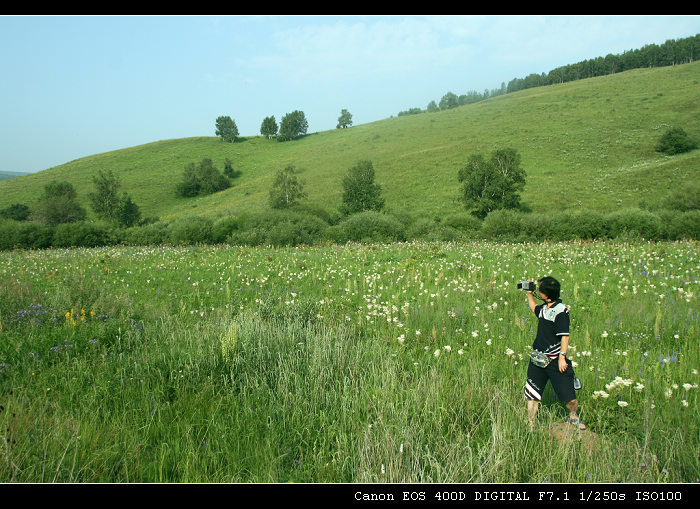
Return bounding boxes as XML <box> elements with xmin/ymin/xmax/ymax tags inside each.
<box><xmin>517</xmin><ymin>281</ymin><xmax>536</xmax><ymax>292</ymax></box>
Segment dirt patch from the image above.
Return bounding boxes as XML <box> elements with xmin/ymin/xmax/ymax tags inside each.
<box><xmin>550</xmin><ymin>422</ymin><xmax>599</xmax><ymax>452</ymax></box>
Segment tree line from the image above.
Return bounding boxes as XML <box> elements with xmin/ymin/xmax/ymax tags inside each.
<box><xmin>399</xmin><ymin>33</ymin><xmax>700</xmax><ymax>116</ymax></box>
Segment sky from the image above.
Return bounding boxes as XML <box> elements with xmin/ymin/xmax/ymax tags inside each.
<box><xmin>1</xmin><ymin>15</ymin><xmax>699</xmax><ymax>174</ymax></box>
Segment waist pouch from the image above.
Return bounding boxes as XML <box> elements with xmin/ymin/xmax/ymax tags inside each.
<box><xmin>530</xmin><ymin>350</ymin><xmax>553</xmax><ymax>368</ymax></box>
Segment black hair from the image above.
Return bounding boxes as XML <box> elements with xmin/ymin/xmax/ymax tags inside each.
<box><xmin>537</xmin><ymin>276</ymin><xmax>560</xmax><ymax>301</ymax></box>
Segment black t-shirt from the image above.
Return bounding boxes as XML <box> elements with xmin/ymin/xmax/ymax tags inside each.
<box><xmin>533</xmin><ymin>300</ymin><xmax>570</xmax><ymax>358</ymax></box>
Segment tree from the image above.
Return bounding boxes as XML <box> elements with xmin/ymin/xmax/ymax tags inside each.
<box><xmin>0</xmin><ymin>203</ymin><xmax>30</xmax><ymax>221</ymax></box>
<box><xmin>340</xmin><ymin>160</ymin><xmax>384</xmax><ymax>215</ymax></box>
<box><xmin>439</xmin><ymin>92</ymin><xmax>459</xmax><ymax>110</ymax></box>
<box><xmin>88</xmin><ymin>170</ymin><xmax>122</xmax><ymax>223</ymax></box>
<box><xmin>278</xmin><ymin>111</ymin><xmax>309</xmax><ymax>141</ymax></box>
<box><xmin>260</xmin><ymin>116</ymin><xmax>278</xmax><ymax>138</ymax></box>
<box><xmin>655</xmin><ymin>127</ymin><xmax>698</xmax><ymax>155</ymax></box>
<box><xmin>215</xmin><ymin>116</ymin><xmax>239</xmax><ymax>142</ymax></box>
<box><xmin>426</xmin><ymin>100</ymin><xmax>439</xmax><ymax>113</ymax></box>
<box><xmin>88</xmin><ymin>169</ymin><xmax>142</xmax><ymax>227</ymax></box>
<box><xmin>269</xmin><ymin>165</ymin><xmax>307</xmax><ymax>209</ymax></box>
<box><xmin>117</xmin><ymin>193</ymin><xmax>142</xmax><ymax>227</ymax></box>
<box><xmin>458</xmin><ymin>148</ymin><xmax>526</xmax><ymax>219</ymax></box>
<box><xmin>32</xmin><ymin>180</ymin><xmax>87</xmax><ymax>226</ymax></box>
<box><xmin>337</xmin><ymin>109</ymin><xmax>353</xmax><ymax>129</ymax></box>
<box><xmin>176</xmin><ymin>159</ymin><xmax>230</xmax><ymax>197</ymax></box>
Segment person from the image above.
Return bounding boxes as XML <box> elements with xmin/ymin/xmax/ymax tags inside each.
<box><xmin>524</xmin><ymin>276</ymin><xmax>585</xmax><ymax>430</ymax></box>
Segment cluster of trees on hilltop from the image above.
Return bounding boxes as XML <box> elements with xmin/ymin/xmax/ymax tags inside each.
<box><xmin>400</xmin><ymin>33</ymin><xmax>700</xmax><ymax>115</ymax></box>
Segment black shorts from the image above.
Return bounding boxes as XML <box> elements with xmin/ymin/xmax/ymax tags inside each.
<box><xmin>524</xmin><ymin>357</ymin><xmax>576</xmax><ymax>402</ymax></box>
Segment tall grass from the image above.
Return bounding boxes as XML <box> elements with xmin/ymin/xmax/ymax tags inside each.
<box><xmin>0</xmin><ymin>240</ymin><xmax>698</xmax><ymax>482</ymax></box>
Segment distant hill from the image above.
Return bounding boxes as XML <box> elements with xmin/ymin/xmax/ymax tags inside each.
<box><xmin>1</xmin><ymin>61</ymin><xmax>698</xmax><ymax>221</ymax></box>
<box><xmin>0</xmin><ymin>171</ymin><xmax>30</xmax><ymax>182</ymax></box>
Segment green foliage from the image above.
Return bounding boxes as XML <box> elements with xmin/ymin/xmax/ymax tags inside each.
<box><xmin>121</xmin><ymin>221</ymin><xmax>170</xmax><ymax>246</ymax></box>
<box><xmin>215</xmin><ymin>115</ymin><xmax>239</xmax><ymax>143</ymax></box>
<box><xmin>260</xmin><ymin>116</ymin><xmax>278</xmax><ymax>138</ymax></box>
<box><xmin>222</xmin><ymin>158</ymin><xmax>241</xmax><ymax>179</ymax></box>
<box><xmin>278</xmin><ymin>110</ymin><xmax>308</xmax><ymax>142</ymax></box>
<box><xmin>0</xmin><ymin>219</ymin><xmax>53</xmax><ymax>249</ymax></box>
<box><xmin>32</xmin><ymin>181</ymin><xmax>87</xmax><ymax>226</ymax></box>
<box><xmin>88</xmin><ymin>170</ymin><xmax>122</xmax><ymax>223</ymax></box>
<box><xmin>227</xmin><ymin>209</ymin><xmax>328</xmax><ymax>247</ymax></box>
<box><xmin>340</xmin><ymin>160</ymin><xmax>385</xmax><ymax>215</ymax></box>
<box><xmin>458</xmin><ymin>148</ymin><xmax>526</xmax><ymax>219</ymax></box>
<box><xmin>269</xmin><ymin>165</ymin><xmax>307</xmax><ymax>209</ymax></box>
<box><xmin>168</xmin><ymin>216</ymin><xmax>214</xmax><ymax>245</ymax></box>
<box><xmin>607</xmin><ymin>208</ymin><xmax>662</xmax><ymax>240</ymax></box>
<box><xmin>176</xmin><ymin>158</ymin><xmax>230</xmax><ymax>198</ymax></box>
<box><xmin>439</xmin><ymin>91</ymin><xmax>459</xmax><ymax>110</ymax></box>
<box><xmin>660</xmin><ymin>181</ymin><xmax>700</xmax><ymax>211</ymax></box>
<box><xmin>0</xmin><ymin>203</ymin><xmax>30</xmax><ymax>221</ymax></box>
<box><xmin>327</xmin><ymin>211</ymin><xmax>406</xmax><ymax>243</ymax></box>
<box><xmin>655</xmin><ymin>126</ymin><xmax>698</xmax><ymax>155</ymax></box>
<box><xmin>52</xmin><ymin>221</ymin><xmax>116</xmax><ymax>248</ymax></box>
<box><xmin>336</xmin><ymin>109</ymin><xmax>353</xmax><ymax>129</ymax></box>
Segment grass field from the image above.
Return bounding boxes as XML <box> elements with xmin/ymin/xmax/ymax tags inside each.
<box><xmin>1</xmin><ymin>239</ymin><xmax>697</xmax><ymax>482</ymax></box>
<box><xmin>0</xmin><ymin>62</ymin><xmax>699</xmax><ymax>222</ymax></box>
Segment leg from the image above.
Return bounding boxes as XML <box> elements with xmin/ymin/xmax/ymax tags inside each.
<box><xmin>527</xmin><ymin>400</ymin><xmax>540</xmax><ymax>430</ymax></box>
<box><xmin>565</xmin><ymin>399</ymin><xmax>586</xmax><ymax>430</ymax></box>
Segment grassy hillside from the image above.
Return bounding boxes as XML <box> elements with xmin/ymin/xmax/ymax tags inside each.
<box><xmin>1</xmin><ymin>62</ymin><xmax>699</xmax><ymax>222</ymax></box>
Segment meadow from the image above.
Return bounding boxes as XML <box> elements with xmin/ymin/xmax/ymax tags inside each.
<box><xmin>0</xmin><ymin>239</ymin><xmax>697</xmax><ymax>482</ymax></box>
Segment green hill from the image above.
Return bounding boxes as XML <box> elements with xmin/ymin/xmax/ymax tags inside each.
<box><xmin>1</xmin><ymin>61</ymin><xmax>699</xmax><ymax>222</ymax></box>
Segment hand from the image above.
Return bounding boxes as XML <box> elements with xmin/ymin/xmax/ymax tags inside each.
<box><xmin>558</xmin><ymin>355</ymin><xmax>568</xmax><ymax>373</ymax></box>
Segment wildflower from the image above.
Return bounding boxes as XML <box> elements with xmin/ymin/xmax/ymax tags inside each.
<box><xmin>434</xmin><ymin>349</ymin><xmax>440</xmax><ymax>358</ymax></box>
<box><xmin>601</xmin><ymin>331</ymin><xmax>609</xmax><ymax>338</ymax></box>
<box><xmin>505</xmin><ymin>348</ymin><xmax>515</xmax><ymax>356</ymax></box>
<box><xmin>458</xmin><ymin>349</ymin><xmax>465</xmax><ymax>355</ymax></box>
<box><xmin>444</xmin><ymin>345</ymin><xmax>452</xmax><ymax>352</ymax></box>
<box><xmin>486</xmin><ymin>339</ymin><xmax>492</xmax><ymax>346</ymax></box>
<box><xmin>618</xmin><ymin>401</ymin><xmax>629</xmax><ymax>408</ymax></box>
<box><xmin>682</xmin><ymin>383</ymin><xmax>694</xmax><ymax>391</ymax></box>
<box><xmin>681</xmin><ymin>400</ymin><xmax>689</xmax><ymax>407</ymax></box>
<box><xmin>635</xmin><ymin>383</ymin><xmax>645</xmax><ymax>392</ymax></box>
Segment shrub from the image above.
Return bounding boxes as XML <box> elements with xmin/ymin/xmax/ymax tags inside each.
<box><xmin>606</xmin><ymin>209</ymin><xmax>662</xmax><ymax>240</ymax></box>
<box><xmin>212</xmin><ymin>215</ymin><xmax>243</xmax><ymax>244</ymax></box>
<box><xmin>666</xmin><ymin>210</ymin><xmax>700</xmax><ymax>240</ymax></box>
<box><xmin>168</xmin><ymin>216</ymin><xmax>214</xmax><ymax>245</ymax></box>
<box><xmin>330</xmin><ymin>211</ymin><xmax>406</xmax><ymax>243</ymax></box>
<box><xmin>442</xmin><ymin>213</ymin><xmax>483</xmax><ymax>237</ymax></box>
<box><xmin>560</xmin><ymin>211</ymin><xmax>609</xmax><ymax>240</ymax></box>
<box><xmin>227</xmin><ymin>209</ymin><xmax>329</xmax><ymax>247</ymax></box>
<box><xmin>481</xmin><ymin>209</ymin><xmax>524</xmax><ymax>240</ymax></box>
<box><xmin>0</xmin><ymin>220</ymin><xmax>54</xmax><ymax>250</ymax></box>
<box><xmin>655</xmin><ymin>127</ymin><xmax>698</xmax><ymax>155</ymax></box>
<box><xmin>122</xmin><ymin>221</ymin><xmax>170</xmax><ymax>246</ymax></box>
<box><xmin>53</xmin><ymin>221</ymin><xmax>115</xmax><ymax>248</ymax></box>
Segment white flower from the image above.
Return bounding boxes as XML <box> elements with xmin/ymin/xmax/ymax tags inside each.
<box><xmin>601</xmin><ymin>331</ymin><xmax>609</xmax><ymax>338</ymax></box>
<box><xmin>635</xmin><ymin>383</ymin><xmax>645</xmax><ymax>392</ymax></box>
<box><xmin>505</xmin><ymin>348</ymin><xmax>515</xmax><ymax>356</ymax></box>
<box><xmin>618</xmin><ymin>401</ymin><xmax>629</xmax><ymax>408</ymax></box>
<box><xmin>458</xmin><ymin>349</ymin><xmax>465</xmax><ymax>355</ymax></box>
<box><xmin>444</xmin><ymin>345</ymin><xmax>452</xmax><ymax>352</ymax></box>
<box><xmin>683</xmin><ymin>383</ymin><xmax>693</xmax><ymax>391</ymax></box>
<box><xmin>486</xmin><ymin>339</ymin><xmax>492</xmax><ymax>346</ymax></box>
<box><xmin>592</xmin><ymin>390</ymin><xmax>609</xmax><ymax>399</ymax></box>
<box><xmin>434</xmin><ymin>349</ymin><xmax>441</xmax><ymax>358</ymax></box>
<box><xmin>681</xmin><ymin>400</ymin><xmax>689</xmax><ymax>407</ymax></box>
<box><xmin>665</xmin><ymin>388</ymin><xmax>673</xmax><ymax>398</ymax></box>
<box><xmin>472</xmin><ymin>330</ymin><xmax>479</xmax><ymax>338</ymax></box>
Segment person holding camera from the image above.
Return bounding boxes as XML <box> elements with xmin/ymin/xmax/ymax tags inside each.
<box><xmin>521</xmin><ymin>276</ymin><xmax>585</xmax><ymax>431</ymax></box>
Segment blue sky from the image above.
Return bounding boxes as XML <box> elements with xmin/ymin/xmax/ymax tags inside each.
<box><xmin>1</xmin><ymin>15</ymin><xmax>699</xmax><ymax>174</ymax></box>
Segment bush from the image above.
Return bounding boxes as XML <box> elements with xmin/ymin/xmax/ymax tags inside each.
<box><xmin>655</xmin><ymin>127</ymin><xmax>698</xmax><ymax>155</ymax></box>
<box><xmin>481</xmin><ymin>209</ymin><xmax>525</xmax><ymax>240</ymax></box>
<box><xmin>168</xmin><ymin>216</ymin><xmax>214</xmax><ymax>245</ymax></box>
<box><xmin>0</xmin><ymin>220</ymin><xmax>54</xmax><ymax>250</ymax></box>
<box><xmin>329</xmin><ymin>211</ymin><xmax>406</xmax><ymax>243</ymax></box>
<box><xmin>53</xmin><ymin>221</ymin><xmax>116</xmax><ymax>248</ymax></box>
<box><xmin>606</xmin><ymin>209</ymin><xmax>662</xmax><ymax>240</ymax></box>
<box><xmin>227</xmin><ymin>209</ymin><xmax>329</xmax><ymax>247</ymax></box>
<box><xmin>212</xmin><ymin>215</ymin><xmax>243</xmax><ymax>244</ymax></box>
<box><xmin>560</xmin><ymin>211</ymin><xmax>609</xmax><ymax>240</ymax></box>
<box><xmin>666</xmin><ymin>210</ymin><xmax>700</xmax><ymax>240</ymax></box>
<box><xmin>121</xmin><ymin>221</ymin><xmax>170</xmax><ymax>246</ymax></box>
<box><xmin>442</xmin><ymin>213</ymin><xmax>482</xmax><ymax>237</ymax></box>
